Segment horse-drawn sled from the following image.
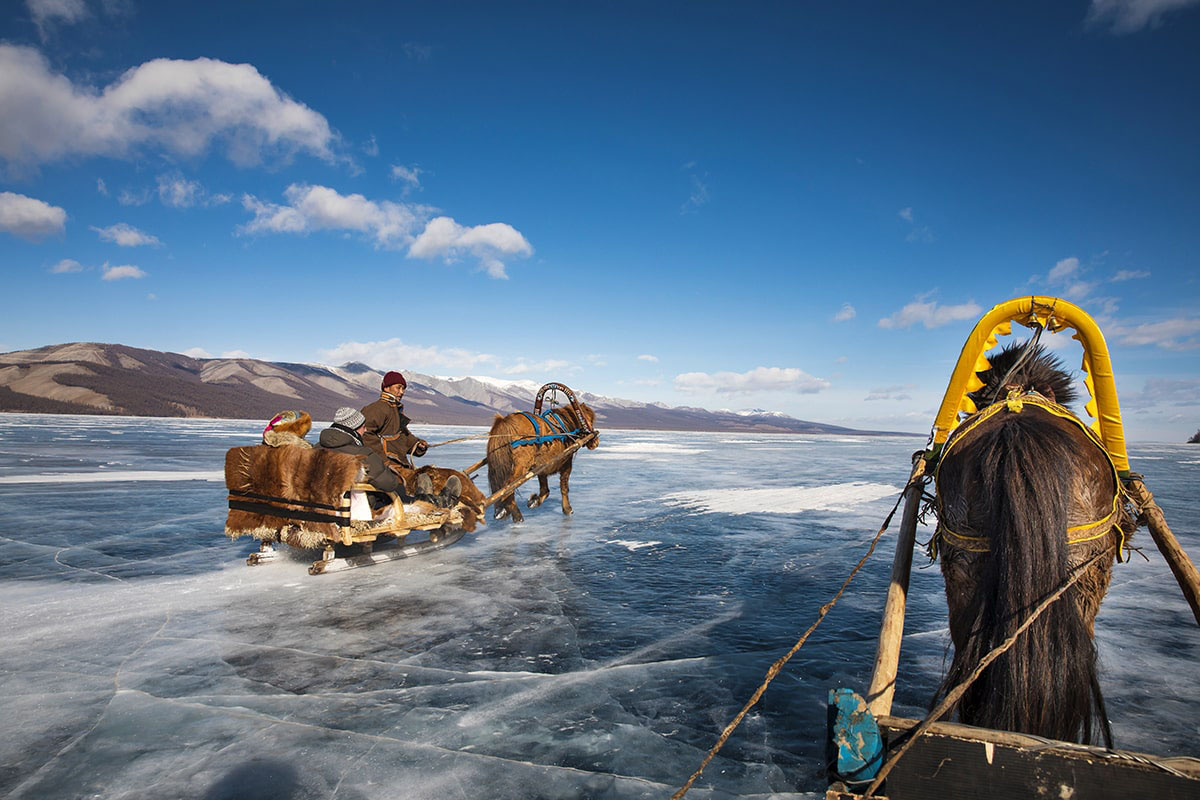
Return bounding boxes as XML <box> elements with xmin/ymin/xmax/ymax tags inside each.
<box><xmin>825</xmin><ymin>297</ymin><xmax>1200</xmax><ymax>798</ymax></box>
<box><xmin>222</xmin><ymin>382</ymin><xmax>598</xmax><ymax>575</ymax></box>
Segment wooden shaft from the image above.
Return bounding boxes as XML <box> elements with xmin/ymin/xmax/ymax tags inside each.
<box><xmin>480</xmin><ymin>433</ymin><xmax>596</xmax><ymax>509</ymax></box>
<box><xmin>865</xmin><ymin>456</ymin><xmax>927</xmax><ymax>718</ymax></box>
<box><xmin>1126</xmin><ymin>478</ymin><xmax>1200</xmax><ymax>627</ymax></box>
<box><xmin>463</xmin><ymin>457</ymin><xmax>486</xmax><ymax>476</ymax></box>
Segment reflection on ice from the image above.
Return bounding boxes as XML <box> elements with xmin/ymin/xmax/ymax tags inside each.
<box><xmin>0</xmin><ymin>414</ymin><xmax>1196</xmax><ymax>798</ymax></box>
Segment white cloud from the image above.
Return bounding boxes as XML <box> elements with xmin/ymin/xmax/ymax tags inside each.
<box><xmin>220</xmin><ymin>349</ymin><xmax>250</xmax><ymax>358</ymax></box>
<box><xmin>182</xmin><ymin>347</ymin><xmax>211</xmax><ymax>358</ymax></box>
<box><xmin>91</xmin><ymin>222</ymin><xmax>161</xmax><ymax>247</ymax></box>
<box><xmin>101</xmin><ymin>264</ymin><xmax>145</xmax><ymax>280</ymax></box>
<box><xmin>118</xmin><ymin>187</ymin><xmax>150</xmax><ymax>206</ymax></box>
<box><xmin>402</xmin><ymin>42</ymin><xmax>433</xmax><ymax>61</ymax></box>
<box><xmin>0</xmin><ymin>190</ymin><xmax>66</xmax><ymax>239</ymax></box>
<box><xmin>391</xmin><ymin>164</ymin><xmax>422</xmax><ymax>189</ymax></box>
<box><xmin>240</xmin><ymin>183</ymin><xmax>425</xmax><ymax>248</ymax></box>
<box><xmin>878</xmin><ymin>297</ymin><xmax>981</xmax><ymax>329</ymax></box>
<box><xmin>898</xmin><ymin>207</ymin><xmax>934</xmax><ymax>242</ymax></box>
<box><xmin>1111</xmin><ymin>318</ymin><xmax>1200</xmax><ymax>350</ymax></box>
<box><xmin>409</xmin><ymin>215</ymin><xmax>533</xmax><ymax>279</ymax></box>
<box><xmin>157</xmin><ymin>174</ymin><xmax>200</xmax><ymax>207</ymax></box>
<box><xmin>320</xmin><ymin>337</ymin><xmax>498</xmax><ymax>373</ymax></box>
<box><xmin>96</xmin><ymin>177</ymin><xmax>108</xmax><ymax>195</ymax></box>
<box><xmin>1086</xmin><ymin>0</ymin><xmax>1200</xmax><ymax>33</ymax></box>
<box><xmin>865</xmin><ymin>384</ymin><xmax>917</xmax><ymax>402</ymax></box>
<box><xmin>1111</xmin><ymin>269</ymin><xmax>1151</xmax><ymax>282</ymax></box>
<box><xmin>50</xmin><ymin>258</ymin><xmax>83</xmax><ymax>273</ymax></box>
<box><xmin>363</xmin><ymin>135</ymin><xmax>379</xmax><ymax>157</ymax></box>
<box><xmin>504</xmin><ymin>359</ymin><xmax>571</xmax><ymax>375</ymax></box>
<box><xmin>1048</xmin><ymin>256</ymin><xmax>1080</xmax><ymax>284</ymax></box>
<box><xmin>674</xmin><ymin>366</ymin><xmax>830</xmax><ymax>395</ymax></box>
<box><xmin>834</xmin><ymin>303</ymin><xmax>856</xmax><ymax>322</ymax></box>
<box><xmin>1121</xmin><ymin>377</ymin><xmax>1200</xmax><ymax>409</ymax></box>
<box><xmin>26</xmin><ymin>0</ymin><xmax>88</xmax><ymax>37</ymax></box>
<box><xmin>638</xmin><ymin>354</ymin><xmax>659</xmax><ymax>363</ymax></box>
<box><xmin>681</xmin><ymin>172</ymin><xmax>710</xmax><ymax>214</ymax></box>
<box><xmin>153</xmin><ymin>173</ymin><xmax>231</xmax><ymax>208</ymax></box>
<box><xmin>0</xmin><ymin>45</ymin><xmax>337</xmax><ymax>169</ymax></box>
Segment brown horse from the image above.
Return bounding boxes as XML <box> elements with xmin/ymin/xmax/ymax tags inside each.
<box><xmin>485</xmin><ymin>402</ymin><xmax>598</xmax><ymax>522</ymax></box>
<box><xmin>932</xmin><ymin>342</ymin><xmax>1135</xmax><ymax>745</ymax></box>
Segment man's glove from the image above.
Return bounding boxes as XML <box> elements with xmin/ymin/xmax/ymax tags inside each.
<box><xmin>412</xmin><ymin>439</ymin><xmax>428</xmax><ymax>457</ymax></box>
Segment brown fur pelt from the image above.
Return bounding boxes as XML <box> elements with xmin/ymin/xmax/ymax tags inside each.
<box><xmin>486</xmin><ymin>402</ymin><xmax>598</xmax><ymax>522</ymax></box>
<box><xmin>390</xmin><ymin>464</ymin><xmax>485</xmax><ymax>532</ymax></box>
<box><xmin>224</xmin><ymin>445</ymin><xmax>363</xmax><ymax>547</ymax></box>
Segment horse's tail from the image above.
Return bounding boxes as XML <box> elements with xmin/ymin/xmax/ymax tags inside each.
<box><xmin>486</xmin><ymin>414</ymin><xmax>518</xmax><ymax>496</ymax></box>
<box><xmin>938</xmin><ymin>412</ymin><xmax>1101</xmax><ymax>743</ymax></box>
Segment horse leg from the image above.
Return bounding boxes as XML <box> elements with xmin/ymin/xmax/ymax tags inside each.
<box><xmin>505</xmin><ymin>493</ymin><xmax>524</xmax><ymax>522</ymax></box>
<box><xmin>528</xmin><ymin>475</ymin><xmax>550</xmax><ymax>508</ymax></box>
<box><xmin>559</xmin><ymin>460</ymin><xmax>574</xmax><ymax>515</ymax></box>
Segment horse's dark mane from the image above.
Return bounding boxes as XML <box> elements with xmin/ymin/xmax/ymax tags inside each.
<box><xmin>936</xmin><ymin>410</ymin><xmax>1106</xmax><ymax>743</ymax></box>
<box><xmin>969</xmin><ymin>342</ymin><xmax>1077</xmax><ymax>408</ymax></box>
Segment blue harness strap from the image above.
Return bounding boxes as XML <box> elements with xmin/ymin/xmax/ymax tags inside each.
<box><xmin>510</xmin><ymin>410</ymin><xmax>583</xmax><ymax>448</ymax></box>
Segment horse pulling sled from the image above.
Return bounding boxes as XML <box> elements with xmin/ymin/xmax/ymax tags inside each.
<box><xmin>222</xmin><ymin>382</ymin><xmax>599</xmax><ymax>572</ymax></box>
<box><xmin>826</xmin><ymin>297</ymin><xmax>1200</xmax><ymax>799</ymax></box>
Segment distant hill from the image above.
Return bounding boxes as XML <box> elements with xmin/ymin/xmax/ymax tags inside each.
<box><xmin>0</xmin><ymin>342</ymin><xmax>905</xmax><ymax>436</ymax></box>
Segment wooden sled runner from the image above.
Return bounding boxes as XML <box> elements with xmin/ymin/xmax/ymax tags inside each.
<box><xmin>224</xmin><ymin>445</ymin><xmax>469</xmax><ymax>575</ymax></box>
<box><xmin>827</xmin><ymin>297</ymin><xmax>1200</xmax><ymax>799</ymax></box>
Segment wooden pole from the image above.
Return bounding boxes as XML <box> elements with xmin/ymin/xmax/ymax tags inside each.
<box><xmin>463</xmin><ymin>457</ymin><xmax>486</xmax><ymax>476</ymax></box>
<box><xmin>480</xmin><ymin>433</ymin><xmax>596</xmax><ymax>510</ymax></box>
<box><xmin>865</xmin><ymin>455</ymin><xmax>927</xmax><ymax>718</ymax></box>
<box><xmin>1125</xmin><ymin>477</ymin><xmax>1200</xmax><ymax>627</ymax></box>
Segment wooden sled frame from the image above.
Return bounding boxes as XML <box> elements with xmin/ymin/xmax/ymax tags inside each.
<box><xmin>244</xmin><ymin>482</ymin><xmax>465</xmax><ymax>575</ymax></box>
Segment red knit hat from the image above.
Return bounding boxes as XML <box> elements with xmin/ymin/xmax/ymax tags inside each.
<box><xmin>382</xmin><ymin>370</ymin><xmax>407</xmax><ymax>390</ymax></box>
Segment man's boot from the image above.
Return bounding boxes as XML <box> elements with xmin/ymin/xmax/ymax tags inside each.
<box><xmin>413</xmin><ymin>473</ymin><xmax>435</xmax><ymax>502</ymax></box>
<box><xmin>438</xmin><ymin>475</ymin><xmax>462</xmax><ymax>508</ymax></box>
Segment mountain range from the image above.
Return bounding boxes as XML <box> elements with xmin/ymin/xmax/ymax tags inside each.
<box><xmin>0</xmin><ymin>342</ymin><xmax>902</xmax><ymax>435</ymax></box>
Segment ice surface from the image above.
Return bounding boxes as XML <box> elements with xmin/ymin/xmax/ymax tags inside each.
<box><xmin>0</xmin><ymin>415</ymin><xmax>1197</xmax><ymax>799</ymax></box>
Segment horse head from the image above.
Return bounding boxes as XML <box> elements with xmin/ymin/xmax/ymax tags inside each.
<box><xmin>577</xmin><ymin>403</ymin><xmax>599</xmax><ymax>449</ymax></box>
<box><xmin>967</xmin><ymin>342</ymin><xmax>1078</xmax><ymax>409</ymax></box>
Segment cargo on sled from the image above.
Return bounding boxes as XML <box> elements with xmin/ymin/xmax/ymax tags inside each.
<box><xmin>223</xmin><ymin>443</ymin><xmax>478</xmax><ymax>575</ymax></box>
<box><xmin>825</xmin><ymin>297</ymin><xmax>1200</xmax><ymax>799</ymax></box>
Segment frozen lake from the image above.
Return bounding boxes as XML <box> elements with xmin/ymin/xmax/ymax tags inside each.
<box><xmin>1</xmin><ymin>413</ymin><xmax>1197</xmax><ymax>798</ymax></box>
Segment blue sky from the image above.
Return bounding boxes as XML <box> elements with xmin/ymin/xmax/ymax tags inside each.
<box><xmin>1</xmin><ymin>1</ymin><xmax>1198</xmax><ymax>441</ymax></box>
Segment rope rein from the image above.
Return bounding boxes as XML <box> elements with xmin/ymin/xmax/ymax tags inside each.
<box><xmin>671</xmin><ymin>465</ymin><xmax>928</xmax><ymax>800</ymax></box>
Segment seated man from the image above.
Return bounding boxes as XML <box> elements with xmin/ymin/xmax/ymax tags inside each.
<box><xmin>320</xmin><ymin>407</ymin><xmax>461</xmax><ymax>507</ymax></box>
<box><xmin>318</xmin><ymin>407</ymin><xmax>416</xmax><ymax>500</ymax></box>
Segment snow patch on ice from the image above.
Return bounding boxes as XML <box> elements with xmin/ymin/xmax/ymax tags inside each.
<box><xmin>0</xmin><ymin>470</ymin><xmax>224</xmax><ymax>484</ymax></box>
<box><xmin>591</xmin><ymin>442</ymin><xmax>708</xmax><ymax>457</ymax></box>
<box><xmin>608</xmin><ymin>539</ymin><xmax>661</xmax><ymax>551</ymax></box>
<box><xmin>661</xmin><ymin>481</ymin><xmax>899</xmax><ymax>514</ymax></box>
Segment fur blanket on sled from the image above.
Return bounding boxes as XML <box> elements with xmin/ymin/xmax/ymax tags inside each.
<box><xmin>225</xmin><ymin>445</ymin><xmax>363</xmax><ymax>549</ymax></box>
